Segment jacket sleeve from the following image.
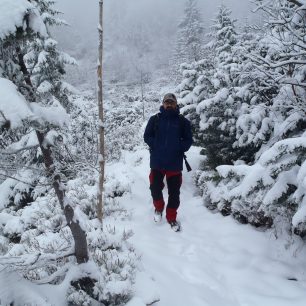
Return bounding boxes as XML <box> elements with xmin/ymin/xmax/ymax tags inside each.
<box><xmin>144</xmin><ymin>116</ymin><xmax>155</xmax><ymax>149</ymax></box>
<box><xmin>181</xmin><ymin>118</ymin><xmax>193</xmax><ymax>152</ymax></box>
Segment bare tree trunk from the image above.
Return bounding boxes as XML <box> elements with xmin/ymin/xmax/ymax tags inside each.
<box><xmin>17</xmin><ymin>48</ymin><xmax>89</xmax><ymax>264</ymax></box>
<box><xmin>36</xmin><ymin>132</ymin><xmax>89</xmax><ymax>263</ymax></box>
<box><xmin>140</xmin><ymin>71</ymin><xmax>145</xmax><ymax>120</ymax></box>
<box><xmin>97</xmin><ymin>0</ymin><xmax>105</xmax><ymax>222</ymax></box>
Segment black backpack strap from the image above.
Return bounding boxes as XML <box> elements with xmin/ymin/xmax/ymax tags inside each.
<box><xmin>179</xmin><ymin>115</ymin><xmax>192</xmax><ymax>172</ymax></box>
<box><xmin>153</xmin><ymin>113</ymin><xmax>160</xmax><ymax>134</ymax></box>
<box><xmin>183</xmin><ymin>154</ymin><xmax>192</xmax><ymax>172</ymax></box>
<box><xmin>179</xmin><ymin>114</ymin><xmax>185</xmax><ymax>136</ymax></box>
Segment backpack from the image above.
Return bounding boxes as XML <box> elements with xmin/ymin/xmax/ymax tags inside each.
<box><xmin>153</xmin><ymin>113</ymin><xmax>192</xmax><ymax>172</ymax></box>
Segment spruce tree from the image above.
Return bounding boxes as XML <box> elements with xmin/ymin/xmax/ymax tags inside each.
<box><xmin>196</xmin><ymin>0</ymin><xmax>306</xmax><ymax>235</ymax></box>
<box><xmin>0</xmin><ymin>0</ymin><xmax>89</xmax><ymax>270</ymax></box>
<box><xmin>171</xmin><ymin>0</ymin><xmax>204</xmax><ymax>80</ymax></box>
<box><xmin>0</xmin><ymin>1</ymin><xmax>139</xmax><ymax>304</ymax></box>
<box><xmin>176</xmin><ymin>59</ymin><xmax>213</xmax><ymax>146</ymax></box>
<box><xmin>196</xmin><ymin>5</ymin><xmax>241</xmax><ymax>168</ymax></box>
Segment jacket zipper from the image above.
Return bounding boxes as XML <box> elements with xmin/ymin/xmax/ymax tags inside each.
<box><xmin>165</xmin><ymin>118</ymin><xmax>170</xmax><ymax>147</ymax></box>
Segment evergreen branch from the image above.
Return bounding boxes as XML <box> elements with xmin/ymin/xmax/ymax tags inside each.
<box><xmin>33</xmin><ymin>262</ymin><xmax>72</xmax><ymax>284</ymax></box>
<box><xmin>281</xmin><ymin>79</ymin><xmax>306</xmax><ymax>88</ymax></box>
<box><xmin>0</xmin><ymin>252</ymin><xmax>75</xmax><ymax>273</ymax></box>
<box><xmin>267</xmin><ymin>59</ymin><xmax>306</xmax><ymax>68</ymax></box>
<box><xmin>0</xmin><ymin>144</ymin><xmax>39</xmax><ymax>155</ymax></box>
<box><xmin>0</xmin><ymin>173</ymin><xmax>50</xmax><ymax>187</ymax></box>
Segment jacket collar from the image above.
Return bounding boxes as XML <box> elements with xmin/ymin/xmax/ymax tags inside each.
<box><xmin>159</xmin><ymin>105</ymin><xmax>180</xmax><ymax>118</ymax></box>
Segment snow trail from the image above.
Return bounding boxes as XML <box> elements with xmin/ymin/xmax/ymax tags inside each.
<box><xmin>112</xmin><ymin>147</ymin><xmax>306</xmax><ymax>306</ymax></box>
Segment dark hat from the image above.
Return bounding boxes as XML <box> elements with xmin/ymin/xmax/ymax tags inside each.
<box><xmin>163</xmin><ymin>93</ymin><xmax>177</xmax><ymax>103</ymax></box>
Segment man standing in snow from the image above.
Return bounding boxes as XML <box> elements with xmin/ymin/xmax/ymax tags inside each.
<box><xmin>144</xmin><ymin>93</ymin><xmax>193</xmax><ymax>231</ymax></box>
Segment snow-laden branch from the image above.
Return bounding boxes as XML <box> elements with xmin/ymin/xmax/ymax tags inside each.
<box><xmin>281</xmin><ymin>78</ymin><xmax>306</xmax><ymax>88</ymax></box>
<box><xmin>0</xmin><ymin>144</ymin><xmax>39</xmax><ymax>155</ymax></box>
<box><xmin>287</xmin><ymin>0</ymin><xmax>303</xmax><ymax>7</ymax></box>
<box><xmin>33</xmin><ymin>262</ymin><xmax>72</xmax><ymax>284</ymax></box>
<box><xmin>0</xmin><ymin>250</ymin><xmax>74</xmax><ymax>271</ymax></box>
<box><xmin>278</xmin><ymin>51</ymin><xmax>306</xmax><ymax>58</ymax></box>
<box><xmin>248</xmin><ymin>52</ymin><xmax>306</xmax><ymax>71</ymax></box>
<box><xmin>0</xmin><ymin>173</ymin><xmax>38</xmax><ymax>187</ymax></box>
<box><xmin>267</xmin><ymin>59</ymin><xmax>306</xmax><ymax>68</ymax></box>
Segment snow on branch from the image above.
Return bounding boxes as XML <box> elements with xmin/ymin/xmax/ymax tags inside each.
<box><xmin>0</xmin><ymin>78</ymin><xmax>34</xmax><ymax>129</ymax></box>
<box><xmin>0</xmin><ymin>0</ymin><xmax>47</xmax><ymax>40</ymax></box>
<box><xmin>2</xmin><ymin>131</ymin><xmax>39</xmax><ymax>154</ymax></box>
<box><xmin>29</xmin><ymin>99</ymin><xmax>69</xmax><ymax>128</ymax></box>
<box><xmin>0</xmin><ymin>251</ymin><xmax>74</xmax><ymax>273</ymax></box>
<box><xmin>266</xmin><ymin>59</ymin><xmax>306</xmax><ymax>69</ymax></box>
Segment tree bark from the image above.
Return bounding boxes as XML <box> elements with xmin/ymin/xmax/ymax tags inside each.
<box><xmin>97</xmin><ymin>0</ymin><xmax>105</xmax><ymax>222</ymax></box>
<box><xmin>17</xmin><ymin>47</ymin><xmax>89</xmax><ymax>264</ymax></box>
<box><xmin>36</xmin><ymin>132</ymin><xmax>88</xmax><ymax>263</ymax></box>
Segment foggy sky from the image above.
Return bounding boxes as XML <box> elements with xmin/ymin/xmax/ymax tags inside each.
<box><xmin>53</xmin><ymin>0</ymin><xmax>259</xmax><ymax>84</ymax></box>
<box><xmin>55</xmin><ymin>0</ymin><xmax>256</xmax><ymax>51</ymax></box>
<box><xmin>56</xmin><ymin>0</ymin><xmax>252</xmax><ymax>37</ymax></box>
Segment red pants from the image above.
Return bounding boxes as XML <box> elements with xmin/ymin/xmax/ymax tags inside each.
<box><xmin>149</xmin><ymin>169</ymin><xmax>182</xmax><ymax>222</ymax></box>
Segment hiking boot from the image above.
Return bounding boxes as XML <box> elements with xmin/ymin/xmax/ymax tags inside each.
<box><xmin>169</xmin><ymin>220</ymin><xmax>181</xmax><ymax>232</ymax></box>
<box><xmin>154</xmin><ymin>210</ymin><xmax>162</xmax><ymax>222</ymax></box>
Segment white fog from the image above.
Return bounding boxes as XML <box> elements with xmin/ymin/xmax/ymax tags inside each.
<box><xmin>53</xmin><ymin>0</ymin><xmax>259</xmax><ymax>86</ymax></box>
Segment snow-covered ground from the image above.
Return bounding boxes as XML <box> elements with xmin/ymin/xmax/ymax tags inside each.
<box><xmin>109</xmin><ymin>145</ymin><xmax>306</xmax><ymax>306</ymax></box>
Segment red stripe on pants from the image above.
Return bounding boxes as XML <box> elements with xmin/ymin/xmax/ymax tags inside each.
<box><xmin>149</xmin><ymin>169</ymin><xmax>182</xmax><ymax>222</ymax></box>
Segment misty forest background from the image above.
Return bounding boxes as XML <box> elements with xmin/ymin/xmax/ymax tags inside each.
<box><xmin>1</xmin><ymin>0</ymin><xmax>306</xmax><ymax>305</ymax></box>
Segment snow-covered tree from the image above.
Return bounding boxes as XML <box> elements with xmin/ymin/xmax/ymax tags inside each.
<box><xmin>176</xmin><ymin>59</ymin><xmax>212</xmax><ymax>146</ymax></box>
<box><xmin>234</xmin><ymin>0</ymin><xmax>306</xmax><ymax>153</ymax></box>
<box><xmin>0</xmin><ymin>0</ymin><xmax>90</xmax><ymax>262</ymax></box>
<box><xmin>0</xmin><ymin>1</ymin><xmax>138</xmax><ymax>304</ymax></box>
<box><xmin>171</xmin><ymin>0</ymin><xmax>204</xmax><ymax>80</ymax></box>
<box><xmin>193</xmin><ymin>5</ymin><xmax>243</xmax><ymax>168</ymax></box>
<box><xmin>194</xmin><ymin>0</ymin><xmax>306</xmax><ymax>237</ymax></box>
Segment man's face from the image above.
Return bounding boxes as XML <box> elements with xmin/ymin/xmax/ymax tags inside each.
<box><xmin>163</xmin><ymin>99</ymin><xmax>177</xmax><ymax>110</ymax></box>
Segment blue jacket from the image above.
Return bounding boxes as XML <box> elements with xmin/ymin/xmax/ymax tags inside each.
<box><xmin>144</xmin><ymin>106</ymin><xmax>193</xmax><ymax>171</ymax></box>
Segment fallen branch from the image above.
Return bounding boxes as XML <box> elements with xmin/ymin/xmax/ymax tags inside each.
<box><xmin>33</xmin><ymin>262</ymin><xmax>72</xmax><ymax>284</ymax></box>
<box><xmin>147</xmin><ymin>299</ymin><xmax>160</xmax><ymax>306</ymax></box>
<box><xmin>0</xmin><ymin>251</ymin><xmax>75</xmax><ymax>271</ymax></box>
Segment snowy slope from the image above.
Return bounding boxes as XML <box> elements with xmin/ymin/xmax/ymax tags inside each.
<box><xmin>110</xmin><ymin>145</ymin><xmax>306</xmax><ymax>306</ymax></box>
